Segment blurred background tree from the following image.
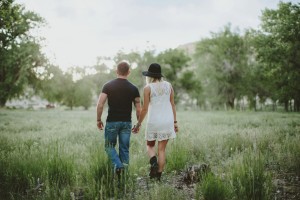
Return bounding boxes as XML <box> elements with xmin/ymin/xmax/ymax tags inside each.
<box><xmin>254</xmin><ymin>2</ymin><xmax>300</xmax><ymax>111</ymax></box>
<box><xmin>194</xmin><ymin>25</ymin><xmax>249</xmax><ymax>110</ymax></box>
<box><xmin>0</xmin><ymin>0</ymin><xmax>47</xmax><ymax>107</ymax></box>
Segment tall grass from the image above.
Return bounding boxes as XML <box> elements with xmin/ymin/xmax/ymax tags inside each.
<box><xmin>47</xmin><ymin>144</ymin><xmax>75</xmax><ymax>187</ymax></box>
<box><xmin>230</xmin><ymin>149</ymin><xmax>272</xmax><ymax>200</ymax></box>
<box><xmin>166</xmin><ymin>140</ymin><xmax>190</xmax><ymax>172</ymax></box>
<box><xmin>197</xmin><ymin>173</ymin><xmax>231</xmax><ymax>200</ymax></box>
<box><xmin>136</xmin><ymin>184</ymin><xmax>186</xmax><ymax>200</ymax></box>
<box><xmin>0</xmin><ymin>109</ymin><xmax>299</xmax><ymax>199</ymax></box>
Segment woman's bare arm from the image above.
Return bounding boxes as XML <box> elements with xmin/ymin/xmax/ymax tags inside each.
<box><xmin>170</xmin><ymin>85</ymin><xmax>178</xmax><ymax>132</ymax></box>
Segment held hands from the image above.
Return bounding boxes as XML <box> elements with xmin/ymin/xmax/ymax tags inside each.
<box><xmin>132</xmin><ymin>123</ymin><xmax>141</xmax><ymax>134</ymax></box>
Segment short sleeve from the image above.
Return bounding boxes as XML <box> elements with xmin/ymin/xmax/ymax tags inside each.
<box><xmin>102</xmin><ymin>83</ymin><xmax>109</xmax><ymax>94</ymax></box>
<box><xmin>134</xmin><ymin>87</ymin><xmax>140</xmax><ymax>98</ymax></box>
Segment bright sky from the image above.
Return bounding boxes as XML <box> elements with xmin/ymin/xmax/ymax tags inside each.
<box><xmin>16</xmin><ymin>0</ymin><xmax>297</xmax><ymax>70</ymax></box>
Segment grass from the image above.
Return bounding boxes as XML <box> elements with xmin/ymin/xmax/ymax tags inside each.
<box><xmin>0</xmin><ymin>109</ymin><xmax>299</xmax><ymax>199</ymax></box>
<box><xmin>197</xmin><ymin>173</ymin><xmax>230</xmax><ymax>200</ymax></box>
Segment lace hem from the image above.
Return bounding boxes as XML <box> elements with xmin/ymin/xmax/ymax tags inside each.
<box><xmin>146</xmin><ymin>130</ymin><xmax>176</xmax><ymax>141</ymax></box>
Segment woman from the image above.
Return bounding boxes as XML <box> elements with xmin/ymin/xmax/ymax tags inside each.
<box><xmin>132</xmin><ymin>63</ymin><xmax>178</xmax><ymax>181</ymax></box>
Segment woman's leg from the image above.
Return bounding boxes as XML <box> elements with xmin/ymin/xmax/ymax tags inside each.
<box><xmin>157</xmin><ymin>140</ymin><xmax>168</xmax><ymax>172</ymax></box>
<box><xmin>147</xmin><ymin>140</ymin><xmax>156</xmax><ymax>158</ymax></box>
<box><xmin>147</xmin><ymin>140</ymin><xmax>158</xmax><ymax>178</ymax></box>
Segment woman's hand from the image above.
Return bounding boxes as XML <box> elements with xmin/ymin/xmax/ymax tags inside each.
<box><xmin>174</xmin><ymin>121</ymin><xmax>179</xmax><ymax>132</ymax></box>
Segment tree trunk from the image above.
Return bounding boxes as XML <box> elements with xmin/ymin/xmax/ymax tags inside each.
<box><xmin>272</xmin><ymin>102</ymin><xmax>276</xmax><ymax>111</ymax></box>
<box><xmin>284</xmin><ymin>101</ymin><xmax>289</xmax><ymax>112</ymax></box>
<box><xmin>294</xmin><ymin>98</ymin><xmax>300</xmax><ymax>112</ymax></box>
<box><xmin>249</xmin><ymin>98</ymin><xmax>257</xmax><ymax>111</ymax></box>
<box><xmin>227</xmin><ymin>100</ymin><xmax>234</xmax><ymax>110</ymax></box>
<box><xmin>0</xmin><ymin>98</ymin><xmax>7</xmax><ymax>107</ymax></box>
<box><xmin>289</xmin><ymin>100</ymin><xmax>293</xmax><ymax>112</ymax></box>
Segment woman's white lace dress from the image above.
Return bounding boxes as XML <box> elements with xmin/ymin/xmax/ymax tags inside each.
<box><xmin>145</xmin><ymin>81</ymin><xmax>176</xmax><ymax>141</ymax></box>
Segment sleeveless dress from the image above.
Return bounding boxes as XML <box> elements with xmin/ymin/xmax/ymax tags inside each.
<box><xmin>145</xmin><ymin>81</ymin><xmax>176</xmax><ymax>141</ymax></box>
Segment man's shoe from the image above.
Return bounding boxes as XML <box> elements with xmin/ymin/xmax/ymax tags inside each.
<box><xmin>115</xmin><ymin>168</ymin><xmax>124</xmax><ymax>188</ymax></box>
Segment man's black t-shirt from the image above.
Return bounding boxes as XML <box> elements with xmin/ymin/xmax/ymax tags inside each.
<box><xmin>102</xmin><ymin>78</ymin><xmax>140</xmax><ymax>122</ymax></box>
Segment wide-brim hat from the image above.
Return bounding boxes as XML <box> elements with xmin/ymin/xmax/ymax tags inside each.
<box><xmin>142</xmin><ymin>63</ymin><xmax>164</xmax><ymax>78</ymax></box>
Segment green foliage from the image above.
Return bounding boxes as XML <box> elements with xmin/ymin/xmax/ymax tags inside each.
<box><xmin>230</xmin><ymin>150</ymin><xmax>272</xmax><ymax>200</ymax></box>
<box><xmin>47</xmin><ymin>146</ymin><xmax>75</xmax><ymax>187</ymax></box>
<box><xmin>223</xmin><ymin>132</ymin><xmax>253</xmax><ymax>157</ymax></box>
<box><xmin>41</xmin><ymin>65</ymin><xmax>94</xmax><ymax>109</ymax></box>
<box><xmin>280</xmin><ymin>135</ymin><xmax>300</xmax><ymax>176</ymax></box>
<box><xmin>74</xmin><ymin>78</ymin><xmax>94</xmax><ymax>110</ymax></box>
<box><xmin>197</xmin><ymin>173</ymin><xmax>231</xmax><ymax>200</ymax></box>
<box><xmin>166</xmin><ymin>140</ymin><xmax>189</xmax><ymax>172</ymax></box>
<box><xmin>89</xmin><ymin>145</ymin><xmax>116</xmax><ymax>198</ymax></box>
<box><xmin>136</xmin><ymin>184</ymin><xmax>186</xmax><ymax>200</ymax></box>
<box><xmin>157</xmin><ymin>48</ymin><xmax>200</xmax><ymax>103</ymax></box>
<box><xmin>1</xmin><ymin>103</ymin><xmax>299</xmax><ymax>199</ymax></box>
<box><xmin>40</xmin><ymin>65</ymin><xmax>65</xmax><ymax>103</ymax></box>
<box><xmin>0</xmin><ymin>0</ymin><xmax>46</xmax><ymax>106</ymax></box>
<box><xmin>194</xmin><ymin>25</ymin><xmax>250</xmax><ymax>109</ymax></box>
<box><xmin>255</xmin><ymin>2</ymin><xmax>300</xmax><ymax>111</ymax></box>
<box><xmin>0</xmin><ymin>140</ymin><xmax>46</xmax><ymax>199</ymax></box>
<box><xmin>92</xmin><ymin>61</ymin><xmax>115</xmax><ymax>94</ymax></box>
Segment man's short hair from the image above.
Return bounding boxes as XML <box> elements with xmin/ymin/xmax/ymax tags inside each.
<box><xmin>117</xmin><ymin>61</ymin><xmax>130</xmax><ymax>76</ymax></box>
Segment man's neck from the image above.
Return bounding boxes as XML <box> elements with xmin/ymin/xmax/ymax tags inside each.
<box><xmin>117</xmin><ymin>75</ymin><xmax>127</xmax><ymax>79</ymax></box>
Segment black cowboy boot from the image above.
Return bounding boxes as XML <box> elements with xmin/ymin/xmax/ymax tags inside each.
<box><xmin>156</xmin><ymin>172</ymin><xmax>162</xmax><ymax>181</ymax></box>
<box><xmin>149</xmin><ymin>156</ymin><xmax>158</xmax><ymax>179</ymax></box>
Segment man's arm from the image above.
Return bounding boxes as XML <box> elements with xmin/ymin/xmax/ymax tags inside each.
<box><xmin>132</xmin><ymin>86</ymin><xmax>150</xmax><ymax>133</ymax></box>
<box><xmin>134</xmin><ymin>97</ymin><xmax>141</xmax><ymax>121</ymax></box>
<box><xmin>96</xmin><ymin>92</ymin><xmax>107</xmax><ymax>130</ymax></box>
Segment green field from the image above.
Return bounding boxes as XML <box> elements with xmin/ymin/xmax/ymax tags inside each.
<box><xmin>0</xmin><ymin>109</ymin><xmax>299</xmax><ymax>199</ymax></box>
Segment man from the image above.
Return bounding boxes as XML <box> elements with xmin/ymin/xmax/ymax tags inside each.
<box><xmin>96</xmin><ymin>61</ymin><xmax>141</xmax><ymax>180</ymax></box>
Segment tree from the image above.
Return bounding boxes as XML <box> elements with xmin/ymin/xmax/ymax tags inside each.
<box><xmin>74</xmin><ymin>77</ymin><xmax>94</xmax><ymax>110</ymax></box>
<box><xmin>0</xmin><ymin>0</ymin><xmax>46</xmax><ymax>107</ymax></box>
<box><xmin>255</xmin><ymin>2</ymin><xmax>300</xmax><ymax>111</ymax></box>
<box><xmin>40</xmin><ymin>65</ymin><xmax>65</xmax><ymax>103</ymax></box>
<box><xmin>41</xmin><ymin>65</ymin><xmax>95</xmax><ymax>110</ymax></box>
<box><xmin>92</xmin><ymin>57</ymin><xmax>116</xmax><ymax>96</ymax></box>
<box><xmin>194</xmin><ymin>25</ymin><xmax>250</xmax><ymax>109</ymax></box>
<box><xmin>157</xmin><ymin>49</ymin><xmax>198</xmax><ymax>103</ymax></box>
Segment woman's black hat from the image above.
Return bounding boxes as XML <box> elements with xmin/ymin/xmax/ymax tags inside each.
<box><xmin>142</xmin><ymin>63</ymin><xmax>164</xmax><ymax>78</ymax></box>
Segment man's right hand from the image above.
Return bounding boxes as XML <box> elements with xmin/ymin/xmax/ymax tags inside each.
<box><xmin>97</xmin><ymin>121</ymin><xmax>104</xmax><ymax>130</ymax></box>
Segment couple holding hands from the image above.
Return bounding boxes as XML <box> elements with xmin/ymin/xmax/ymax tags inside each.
<box><xmin>97</xmin><ymin>62</ymin><xmax>178</xmax><ymax>182</ymax></box>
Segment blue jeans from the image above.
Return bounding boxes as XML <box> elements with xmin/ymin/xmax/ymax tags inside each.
<box><xmin>104</xmin><ymin>122</ymin><xmax>132</xmax><ymax>170</ymax></box>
